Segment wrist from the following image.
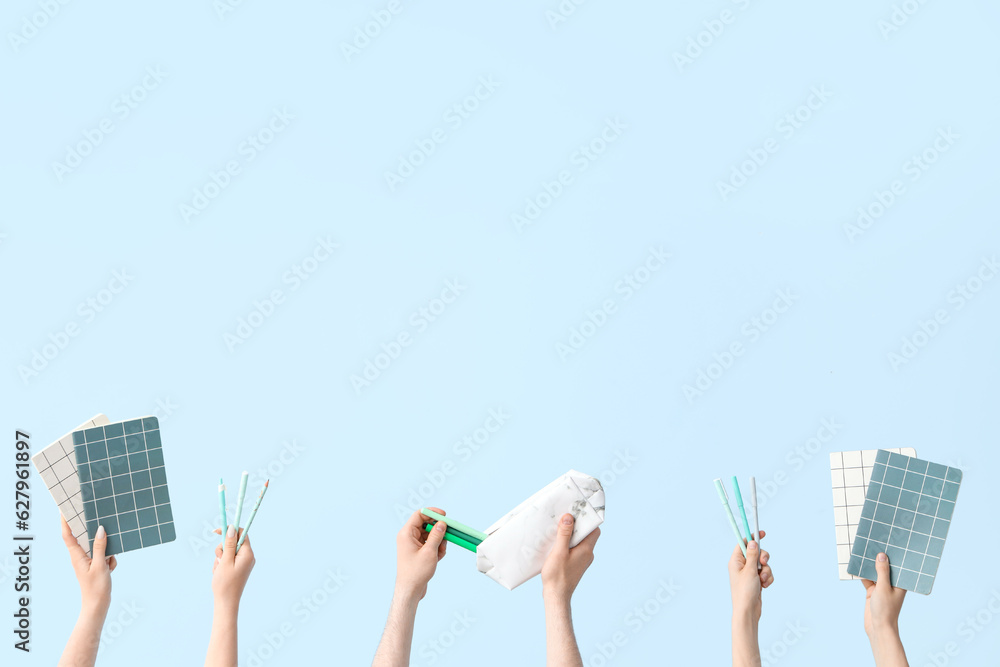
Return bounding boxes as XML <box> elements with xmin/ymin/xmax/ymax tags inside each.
<box><xmin>542</xmin><ymin>588</ymin><xmax>572</xmax><ymax>610</ymax></box>
<box><xmin>81</xmin><ymin>596</ymin><xmax>111</xmax><ymax>619</ymax></box>
<box><xmin>868</xmin><ymin>619</ymin><xmax>900</xmax><ymax>641</ymax></box>
<box><xmin>732</xmin><ymin>607</ymin><xmax>759</xmax><ymax>634</ymax></box>
<box><xmin>213</xmin><ymin>596</ymin><xmax>240</xmax><ymax>618</ymax></box>
<box><xmin>392</xmin><ymin>584</ymin><xmax>422</xmax><ymax>613</ymax></box>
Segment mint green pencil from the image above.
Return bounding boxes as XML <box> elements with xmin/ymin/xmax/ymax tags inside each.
<box><xmin>236</xmin><ymin>480</ymin><xmax>268</xmax><ymax>553</ymax></box>
<box><xmin>714</xmin><ymin>478</ymin><xmax>747</xmax><ymax>557</ymax></box>
<box><xmin>218</xmin><ymin>478</ymin><xmax>227</xmax><ymax>532</ymax></box>
<box><xmin>420</xmin><ymin>508</ymin><xmax>488</xmax><ymax>542</ymax></box>
<box><xmin>732</xmin><ymin>476</ymin><xmax>753</xmax><ymax>544</ymax></box>
<box><xmin>423</xmin><ymin>523</ymin><xmax>478</xmax><ymax>552</ymax></box>
<box><xmin>233</xmin><ymin>471</ymin><xmax>249</xmax><ymax>530</ymax></box>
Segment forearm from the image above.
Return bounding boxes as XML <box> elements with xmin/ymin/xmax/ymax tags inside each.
<box><xmin>58</xmin><ymin>602</ymin><xmax>109</xmax><ymax>667</ymax></box>
<box><xmin>205</xmin><ymin>601</ymin><xmax>239</xmax><ymax>667</ymax></box>
<box><xmin>732</xmin><ymin>612</ymin><xmax>761</xmax><ymax>667</ymax></box>
<box><xmin>869</xmin><ymin>625</ymin><xmax>909</xmax><ymax>667</ymax></box>
<box><xmin>544</xmin><ymin>594</ymin><xmax>583</xmax><ymax>667</ymax></box>
<box><xmin>372</xmin><ymin>588</ymin><xmax>420</xmax><ymax>667</ymax></box>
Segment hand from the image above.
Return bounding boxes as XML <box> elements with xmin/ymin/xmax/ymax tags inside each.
<box><xmin>863</xmin><ymin>553</ymin><xmax>906</xmax><ymax>638</ymax></box>
<box><xmin>541</xmin><ymin>513</ymin><xmax>600</xmax><ymax>605</ymax></box>
<box><xmin>61</xmin><ymin>517</ymin><xmax>117</xmax><ymax>614</ymax></box>
<box><xmin>728</xmin><ymin>531</ymin><xmax>773</xmax><ymax>623</ymax></box>
<box><xmin>394</xmin><ymin>508</ymin><xmax>448</xmax><ymax>601</ymax></box>
<box><xmin>212</xmin><ymin>525</ymin><xmax>256</xmax><ymax>611</ymax></box>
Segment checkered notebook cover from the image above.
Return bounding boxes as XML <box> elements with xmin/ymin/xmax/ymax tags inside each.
<box><xmin>73</xmin><ymin>416</ymin><xmax>176</xmax><ymax>556</ymax></box>
<box><xmin>32</xmin><ymin>415</ymin><xmax>110</xmax><ymax>556</ymax></box>
<box><xmin>845</xmin><ymin>450</ymin><xmax>962</xmax><ymax>594</ymax></box>
<box><xmin>830</xmin><ymin>448</ymin><xmax>916</xmax><ymax>580</ymax></box>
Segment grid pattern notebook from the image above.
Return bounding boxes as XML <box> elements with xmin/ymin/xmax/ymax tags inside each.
<box><xmin>830</xmin><ymin>448</ymin><xmax>916</xmax><ymax>580</ymax></box>
<box><xmin>846</xmin><ymin>450</ymin><xmax>962</xmax><ymax>594</ymax></box>
<box><xmin>73</xmin><ymin>416</ymin><xmax>176</xmax><ymax>556</ymax></box>
<box><xmin>32</xmin><ymin>414</ymin><xmax>110</xmax><ymax>556</ymax></box>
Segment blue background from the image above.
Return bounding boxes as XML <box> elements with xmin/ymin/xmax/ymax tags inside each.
<box><xmin>3</xmin><ymin>0</ymin><xmax>999</xmax><ymax>665</ymax></box>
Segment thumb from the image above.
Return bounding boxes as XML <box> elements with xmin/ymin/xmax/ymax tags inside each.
<box><xmin>424</xmin><ymin>520</ymin><xmax>447</xmax><ymax>553</ymax></box>
<box><xmin>91</xmin><ymin>525</ymin><xmax>108</xmax><ymax>564</ymax></box>
<box><xmin>553</xmin><ymin>513</ymin><xmax>575</xmax><ymax>553</ymax></box>
<box><xmin>744</xmin><ymin>540</ymin><xmax>760</xmax><ymax>576</ymax></box>
<box><xmin>875</xmin><ymin>553</ymin><xmax>892</xmax><ymax>590</ymax></box>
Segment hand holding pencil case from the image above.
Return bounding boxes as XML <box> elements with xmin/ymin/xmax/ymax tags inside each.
<box><xmin>475</xmin><ymin>469</ymin><xmax>605</xmax><ymax>590</ymax></box>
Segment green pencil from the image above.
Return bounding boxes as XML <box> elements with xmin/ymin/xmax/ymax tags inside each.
<box><xmin>424</xmin><ymin>523</ymin><xmax>477</xmax><ymax>552</ymax></box>
<box><xmin>420</xmin><ymin>508</ymin><xmax>488</xmax><ymax>542</ymax></box>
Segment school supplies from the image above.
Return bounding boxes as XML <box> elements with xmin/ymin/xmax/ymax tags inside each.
<box><xmin>236</xmin><ymin>480</ymin><xmax>268</xmax><ymax>553</ymax></box>
<box><xmin>830</xmin><ymin>448</ymin><xmax>916</xmax><ymax>580</ymax></box>
<box><xmin>32</xmin><ymin>415</ymin><xmax>111</xmax><ymax>556</ymax></box>
<box><xmin>476</xmin><ymin>470</ymin><xmax>605</xmax><ymax>590</ymax></box>
<box><xmin>420</xmin><ymin>508</ymin><xmax>486</xmax><ymax>552</ymax></box>
<box><xmin>73</xmin><ymin>416</ymin><xmax>176</xmax><ymax>555</ymax></box>
<box><xmin>750</xmin><ymin>477</ymin><xmax>760</xmax><ymax>543</ymax></box>
<box><xmin>845</xmin><ymin>450</ymin><xmax>961</xmax><ymax>594</ymax></box>
<box><xmin>732</xmin><ymin>476</ymin><xmax>753</xmax><ymax>543</ymax></box>
<box><xmin>714</xmin><ymin>479</ymin><xmax>747</xmax><ymax>557</ymax></box>
<box><xmin>219</xmin><ymin>478</ymin><xmax>228</xmax><ymax>532</ymax></box>
<box><xmin>233</xmin><ymin>471</ymin><xmax>250</xmax><ymax>530</ymax></box>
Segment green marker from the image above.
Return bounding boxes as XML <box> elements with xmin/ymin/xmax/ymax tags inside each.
<box><xmin>732</xmin><ymin>476</ymin><xmax>753</xmax><ymax>544</ymax></box>
<box><xmin>714</xmin><ymin>478</ymin><xmax>747</xmax><ymax>557</ymax></box>
<box><xmin>423</xmin><ymin>523</ymin><xmax>478</xmax><ymax>552</ymax></box>
<box><xmin>420</xmin><ymin>508</ymin><xmax>488</xmax><ymax>543</ymax></box>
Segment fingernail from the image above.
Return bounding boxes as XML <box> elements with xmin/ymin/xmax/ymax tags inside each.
<box><xmin>227</xmin><ymin>525</ymin><xmax>235</xmax><ymax>538</ymax></box>
<box><xmin>748</xmin><ymin>541</ymin><xmax>758</xmax><ymax>550</ymax></box>
<box><xmin>562</xmin><ymin>514</ymin><xmax>573</xmax><ymax>525</ymax></box>
<box><xmin>434</xmin><ymin>521</ymin><xmax>446</xmax><ymax>531</ymax></box>
<box><xmin>96</xmin><ymin>525</ymin><xmax>106</xmax><ymax>539</ymax></box>
<box><xmin>877</xmin><ymin>553</ymin><xmax>887</xmax><ymax>562</ymax></box>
